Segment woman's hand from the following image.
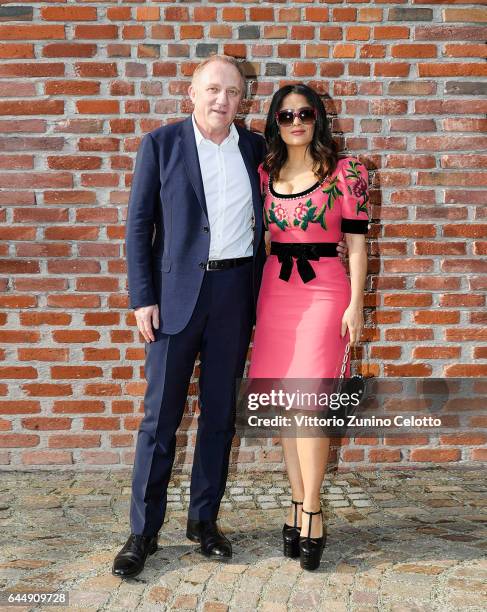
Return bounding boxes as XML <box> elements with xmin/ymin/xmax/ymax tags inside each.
<box><xmin>265</xmin><ymin>230</ymin><xmax>271</xmax><ymax>256</ymax></box>
<box><xmin>341</xmin><ymin>303</ymin><xmax>364</xmax><ymax>346</ymax></box>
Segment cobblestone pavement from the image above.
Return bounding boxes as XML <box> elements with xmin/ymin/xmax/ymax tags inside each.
<box><xmin>0</xmin><ymin>467</ymin><xmax>486</xmax><ymax>611</ymax></box>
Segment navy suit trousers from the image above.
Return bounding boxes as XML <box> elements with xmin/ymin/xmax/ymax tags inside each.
<box><xmin>130</xmin><ymin>261</ymin><xmax>254</xmax><ymax>536</ymax></box>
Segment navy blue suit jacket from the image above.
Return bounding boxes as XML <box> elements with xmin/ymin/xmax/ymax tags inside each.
<box><xmin>125</xmin><ymin>116</ymin><xmax>267</xmax><ymax>335</ymax></box>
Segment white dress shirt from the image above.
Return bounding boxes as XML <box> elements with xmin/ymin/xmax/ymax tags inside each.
<box><xmin>192</xmin><ymin>114</ymin><xmax>254</xmax><ymax>260</ymax></box>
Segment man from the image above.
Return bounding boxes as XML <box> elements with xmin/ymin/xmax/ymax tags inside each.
<box><xmin>113</xmin><ymin>55</ymin><xmax>267</xmax><ymax>578</ymax></box>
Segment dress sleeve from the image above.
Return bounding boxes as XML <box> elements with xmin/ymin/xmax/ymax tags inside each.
<box><xmin>339</xmin><ymin>158</ymin><xmax>370</xmax><ymax>234</ymax></box>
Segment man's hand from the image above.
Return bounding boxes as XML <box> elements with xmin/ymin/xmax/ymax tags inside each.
<box><xmin>134</xmin><ymin>304</ymin><xmax>159</xmax><ymax>343</ymax></box>
<box><xmin>337</xmin><ymin>238</ymin><xmax>348</xmax><ymax>260</ymax></box>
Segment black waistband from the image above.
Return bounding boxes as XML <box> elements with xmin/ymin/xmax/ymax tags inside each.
<box><xmin>206</xmin><ymin>256</ymin><xmax>253</xmax><ymax>271</ymax></box>
<box><xmin>270</xmin><ymin>242</ymin><xmax>339</xmax><ymax>283</ymax></box>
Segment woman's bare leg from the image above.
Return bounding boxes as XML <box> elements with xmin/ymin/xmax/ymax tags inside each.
<box><xmin>296</xmin><ymin>435</ymin><xmax>330</xmax><ymax>537</ymax></box>
<box><xmin>281</xmin><ymin>436</ymin><xmax>304</xmax><ymax>526</ymax></box>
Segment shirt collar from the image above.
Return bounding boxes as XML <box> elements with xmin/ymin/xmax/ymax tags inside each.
<box><xmin>192</xmin><ymin>113</ymin><xmax>239</xmax><ymax>146</ymax></box>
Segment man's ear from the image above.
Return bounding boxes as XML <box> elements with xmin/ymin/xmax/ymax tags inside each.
<box><xmin>188</xmin><ymin>83</ymin><xmax>195</xmax><ymax>102</ymax></box>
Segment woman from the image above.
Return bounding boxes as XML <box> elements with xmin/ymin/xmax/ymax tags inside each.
<box><xmin>248</xmin><ymin>84</ymin><xmax>370</xmax><ymax>570</ymax></box>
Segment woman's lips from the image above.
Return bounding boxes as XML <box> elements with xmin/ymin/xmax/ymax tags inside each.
<box><xmin>291</xmin><ymin>130</ymin><xmax>305</xmax><ymax>135</ymax></box>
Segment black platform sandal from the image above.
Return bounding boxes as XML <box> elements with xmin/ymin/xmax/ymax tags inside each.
<box><xmin>282</xmin><ymin>499</ymin><xmax>303</xmax><ymax>558</ymax></box>
<box><xmin>299</xmin><ymin>508</ymin><xmax>326</xmax><ymax>571</ymax></box>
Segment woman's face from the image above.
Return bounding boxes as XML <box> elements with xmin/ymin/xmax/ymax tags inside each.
<box><xmin>276</xmin><ymin>93</ymin><xmax>316</xmax><ymax>148</ymax></box>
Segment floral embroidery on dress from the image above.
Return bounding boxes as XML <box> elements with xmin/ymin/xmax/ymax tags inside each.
<box><xmin>312</xmin><ymin>176</ymin><xmax>342</xmax><ymax>230</ymax></box>
<box><xmin>344</xmin><ymin>159</ymin><xmax>369</xmax><ymax>217</ymax></box>
<box><xmin>264</xmin><ymin>201</ymin><xmax>289</xmax><ymax>231</ymax></box>
<box><xmin>293</xmin><ymin>199</ymin><xmax>316</xmax><ymax>230</ymax></box>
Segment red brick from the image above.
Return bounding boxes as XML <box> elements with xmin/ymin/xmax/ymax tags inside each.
<box><xmin>165</xmin><ymin>7</ymin><xmax>189</xmax><ymax>21</ymax></box>
<box><xmin>51</xmin><ymin>366</ymin><xmax>103</xmax><ymax>379</ymax></box>
<box><xmin>18</xmin><ymin>348</ymin><xmax>68</xmax><ymax>362</ymax></box>
<box><xmin>384</xmin><ymin>364</ymin><xmax>432</xmax><ymax>376</ymax></box>
<box><xmin>83</xmin><ymin>417</ymin><xmax>120</xmax><ymax>430</ymax></box>
<box><xmin>0</xmin><ymin>434</ymin><xmax>39</xmax><ymax>447</ymax></box>
<box><xmin>22</xmin><ymin>417</ymin><xmax>71</xmax><ymax>431</ymax></box>
<box><xmin>342</xmin><ymin>449</ymin><xmax>365</xmax><ymax>462</ymax></box>
<box><xmin>419</xmin><ymin>62</ymin><xmax>487</xmax><ymax>77</ymax></box>
<box><xmin>20</xmin><ymin>313</ymin><xmax>71</xmax><ymax>326</ymax></box>
<box><xmin>107</xmin><ymin>7</ymin><xmax>131</xmax><ymax>21</ymax></box>
<box><xmin>85</xmin><ymin>383</ymin><xmax>121</xmax><ymax>396</ymax></box>
<box><xmin>41</xmin><ymin>7</ymin><xmax>97</xmax><ymax>21</ymax></box>
<box><xmin>194</xmin><ymin>7</ymin><xmax>217</xmax><ymax>22</ymax></box>
<box><xmin>250</xmin><ymin>8</ymin><xmax>274</xmax><ymax>21</ymax></box>
<box><xmin>277</xmin><ymin>44</ymin><xmax>301</xmax><ymax>58</ymax></box>
<box><xmin>0</xmin><ymin>401</ymin><xmax>40</xmax><ymax>414</ymax></box>
<box><xmin>74</xmin><ymin>25</ymin><xmax>118</xmax><ymax>40</ymax></box>
<box><xmin>291</xmin><ymin>26</ymin><xmax>315</xmax><ymax>40</ymax></box>
<box><xmin>306</xmin><ymin>8</ymin><xmax>329</xmax><ymax>22</ymax></box>
<box><xmin>369</xmin><ymin>449</ymin><xmax>402</xmax><ymax>462</ymax></box>
<box><xmin>444</xmin><ymin>365</ymin><xmax>487</xmax><ymax>377</ymax></box>
<box><xmin>0</xmin><ymin>25</ymin><xmax>65</xmax><ymax>40</ymax></box>
<box><xmin>413</xmin><ymin>311</ymin><xmax>459</xmax><ymax>324</ymax></box>
<box><xmin>410</xmin><ymin>449</ymin><xmax>461</xmax><ymax>462</ymax></box>
<box><xmin>180</xmin><ymin>25</ymin><xmax>203</xmax><ymax>39</ymax></box>
<box><xmin>49</xmin><ymin>434</ymin><xmax>101</xmax><ymax>448</ymax></box>
<box><xmin>209</xmin><ymin>26</ymin><xmax>232</xmax><ymax>39</ymax></box>
<box><xmin>375</xmin><ymin>26</ymin><xmax>411</xmax><ymax>40</ymax></box>
<box><xmin>136</xmin><ymin>7</ymin><xmax>159</xmax><ymax>21</ymax></box>
<box><xmin>0</xmin><ymin>367</ymin><xmax>37</xmax><ymax>379</ymax></box>
<box><xmin>263</xmin><ymin>26</ymin><xmax>287</xmax><ymax>39</ymax></box>
<box><xmin>0</xmin><ymin>44</ymin><xmax>34</xmax><ymax>59</ymax></box>
<box><xmin>222</xmin><ymin>8</ymin><xmax>245</xmax><ymax>21</ymax></box>
<box><xmin>22</xmin><ymin>450</ymin><xmax>72</xmax><ymax>465</ymax></box>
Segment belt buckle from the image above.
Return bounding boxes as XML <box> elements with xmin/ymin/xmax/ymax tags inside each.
<box><xmin>206</xmin><ymin>260</ymin><xmax>221</xmax><ymax>271</ymax></box>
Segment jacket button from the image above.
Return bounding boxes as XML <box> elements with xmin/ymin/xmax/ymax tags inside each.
<box><xmin>203</xmin><ymin>226</ymin><xmax>209</xmax><ymax>232</ymax></box>
<box><xmin>199</xmin><ymin>262</ymin><xmax>206</xmax><ymax>269</ymax></box>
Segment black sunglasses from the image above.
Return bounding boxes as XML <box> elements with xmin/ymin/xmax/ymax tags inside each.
<box><xmin>275</xmin><ymin>107</ymin><xmax>317</xmax><ymax>127</ymax></box>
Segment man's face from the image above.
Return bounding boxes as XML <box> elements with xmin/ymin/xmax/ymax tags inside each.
<box><xmin>189</xmin><ymin>61</ymin><xmax>243</xmax><ymax>134</ymax></box>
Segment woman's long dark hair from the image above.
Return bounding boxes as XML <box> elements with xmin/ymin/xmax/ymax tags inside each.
<box><xmin>263</xmin><ymin>84</ymin><xmax>339</xmax><ymax>183</ymax></box>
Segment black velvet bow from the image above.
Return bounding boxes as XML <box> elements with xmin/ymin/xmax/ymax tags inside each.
<box><xmin>275</xmin><ymin>244</ymin><xmax>321</xmax><ymax>283</ymax></box>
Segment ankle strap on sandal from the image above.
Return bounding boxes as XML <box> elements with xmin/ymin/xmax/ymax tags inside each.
<box><xmin>302</xmin><ymin>508</ymin><xmax>323</xmax><ymax>539</ymax></box>
<box><xmin>291</xmin><ymin>500</ymin><xmax>303</xmax><ymax>528</ymax></box>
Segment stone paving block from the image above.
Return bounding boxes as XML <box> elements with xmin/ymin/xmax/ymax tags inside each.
<box><xmin>352</xmin><ymin>499</ymin><xmax>373</xmax><ymax>507</ymax></box>
<box><xmin>259</xmin><ymin>602</ymin><xmax>288</xmax><ymax>612</ymax></box>
<box><xmin>172</xmin><ymin>593</ymin><xmax>198</xmax><ymax>609</ymax></box>
<box><xmin>202</xmin><ymin>602</ymin><xmax>229</xmax><ymax>612</ymax></box>
<box><xmin>289</xmin><ymin>588</ymin><xmax>322</xmax><ymax>609</ymax></box>
<box><xmin>68</xmin><ymin>589</ymin><xmax>111</xmax><ymax>607</ymax></box>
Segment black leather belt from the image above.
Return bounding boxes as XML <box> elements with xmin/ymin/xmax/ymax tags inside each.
<box><xmin>270</xmin><ymin>242</ymin><xmax>339</xmax><ymax>283</ymax></box>
<box><xmin>206</xmin><ymin>256</ymin><xmax>253</xmax><ymax>271</ymax></box>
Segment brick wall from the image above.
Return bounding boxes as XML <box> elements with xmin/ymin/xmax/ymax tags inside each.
<box><xmin>0</xmin><ymin>2</ymin><xmax>486</xmax><ymax>470</ymax></box>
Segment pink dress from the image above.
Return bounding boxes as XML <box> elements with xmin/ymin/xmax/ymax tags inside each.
<box><xmin>248</xmin><ymin>156</ymin><xmax>370</xmax><ymax>380</ymax></box>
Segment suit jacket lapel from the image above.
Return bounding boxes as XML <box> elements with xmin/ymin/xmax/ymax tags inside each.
<box><xmin>178</xmin><ymin>116</ymin><xmax>208</xmax><ymax>218</ymax></box>
<box><xmin>237</xmin><ymin>127</ymin><xmax>263</xmax><ymax>246</ymax></box>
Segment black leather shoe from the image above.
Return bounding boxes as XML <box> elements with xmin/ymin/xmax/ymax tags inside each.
<box><xmin>112</xmin><ymin>533</ymin><xmax>158</xmax><ymax>578</ymax></box>
<box><xmin>186</xmin><ymin>519</ymin><xmax>232</xmax><ymax>560</ymax></box>
<box><xmin>283</xmin><ymin>499</ymin><xmax>303</xmax><ymax>558</ymax></box>
<box><xmin>299</xmin><ymin>508</ymin><xmax>326</xmax><ymax>571</ymax></box>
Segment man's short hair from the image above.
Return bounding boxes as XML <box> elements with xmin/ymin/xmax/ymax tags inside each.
<box><xmin>192</xmin><ymin>54</ymin><xmax>246</xmax><ymax>96</ymax></box>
